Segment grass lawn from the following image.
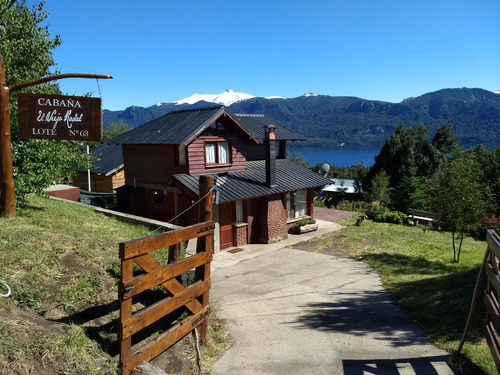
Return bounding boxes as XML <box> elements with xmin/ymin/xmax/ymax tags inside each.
<box><xmin>0</xmin><ymin>195</ymin><xmax>229</xmax><ymax>374</ymax></box>
<box><xmin>310</xmin><ymin>216</ymin><xmax>496</xmax><ymax>374</ymax></box>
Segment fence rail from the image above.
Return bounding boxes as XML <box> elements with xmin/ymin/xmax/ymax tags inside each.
<box><xmin>484</xmin><ymin>229</ymin><xmax>500</xmax><ymax>371</ymax></box>
<box><xmin>119</xmin><ymin>221</ymin><xmax>214</xmax><ymax>374</ymax></box>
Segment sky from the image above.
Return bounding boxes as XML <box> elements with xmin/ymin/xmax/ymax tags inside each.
<box><xmin>34</xmin><ymin>0</ymin><xmax>500</xmax><ymax>111</ymax></box>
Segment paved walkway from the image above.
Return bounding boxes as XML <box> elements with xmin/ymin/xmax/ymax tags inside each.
<box><xmin>314</xmin><ymin>207</ymin><xmax>357</xmax><ymax>221</ymax></box>
<box><xmin>211</xmin><ymin>220</ymin><xmax>454</xmax><ymax>375</ymax></box>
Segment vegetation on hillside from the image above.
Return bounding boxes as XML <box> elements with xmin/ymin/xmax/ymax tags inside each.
<box><xmin>0</xmin><ymin>0</ymin><xmax>88</xmax><ymax>207</ymax></box>
<box><xmin>311</xmin><ymin>218</ymin><xmax>495</xmax><ymax>374</ymax></box>
<box><xmin>315</xmin><ymin>122</ymin><xmax>499</xmax><ymax>261</ymax></box>
<box><xmin>0</xmin><ymin>196</ymin><xmax>229</xmax><ymax>374</ymax></box>
<box><xmin>104</xmin><ymin>88</ymin><xmax>500</xmax><ymax>149</ymax></box>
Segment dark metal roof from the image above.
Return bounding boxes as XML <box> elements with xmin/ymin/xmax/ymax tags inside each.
<box><xmin>173</xmin><ymin>159</ymin><xmax>330</xmax><ymax>203</ymax></box>
<box><xmin>76</xmin><ymin>143</ymin><xmax>123</xmax><ymax>175</ymax></box>
<box><xmin>233</xmin><ymin>114</ymin><xmax>305</xmax><ymax>142</ymax></box>
<box><xmin>107</xmin><ymin>105</ymin><xmax>226</xmax><ymax>146</ymax></box>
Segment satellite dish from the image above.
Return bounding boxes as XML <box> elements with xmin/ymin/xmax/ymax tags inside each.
<box><xmin>319</xmin><ymin>162</ymin><xmax>330</xmax><ymax>176</ymax></box>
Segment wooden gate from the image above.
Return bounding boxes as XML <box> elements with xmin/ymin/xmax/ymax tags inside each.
<box><xmin>119</xmin><ymin>221</ymin><xmax>214</xmax><ymax>374</ymax></box>
<box><xmin>484</xmin><ymin>229</ymin><xmax>500</xmax><ymax>371</ymax></box>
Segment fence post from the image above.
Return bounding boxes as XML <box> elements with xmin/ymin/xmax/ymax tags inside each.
<box><xmin>196</xmin><ymin>175</ymin><xmax>213</xmax><ymax>341</ymax></box>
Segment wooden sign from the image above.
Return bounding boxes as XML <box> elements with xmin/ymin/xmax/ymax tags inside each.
<box><xmin>18</xmin><ymin>93</ymin><xmax>102</xmax><ymax>141</ymax></box>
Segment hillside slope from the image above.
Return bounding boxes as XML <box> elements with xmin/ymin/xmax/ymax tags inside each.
<box><xmin>103</xmin><ymin>88</ymin><xmax>500</xmax><ymax>148</ymax></box>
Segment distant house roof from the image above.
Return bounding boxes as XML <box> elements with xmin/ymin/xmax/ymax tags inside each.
<box><xmin>173</xmin><ymin>159</ymin><xmax>330</xmax><ymax>203</ymax></box>
<box><xmin>321</xmin><ymin>178</ymin><xmax>360</xmax><ymax>194</ymax></box>
<box><xmin>76</xmin><ymin>143</ymin><xmax>123</xmax><ymax>175</ymax></box>
<box><xmin>107</xmin><ymin>105</ymin><xmax>258</xmax><ymax>146</ymax></box>
<box><xmin>233</xmin><ymin>114</ymin><xmax>305</xmax><ymax>142</ymax></box>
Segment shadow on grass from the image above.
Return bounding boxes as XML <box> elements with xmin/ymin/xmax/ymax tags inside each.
<box><xmin>52</xmin><ymin>288</ymin><xmax>185</xmax><ymax>357</ymax></box>
<box><xmin>359</xmin><ymin>253</ymin><xmax>485</xmax><ymax>343</ymax></box>
<box><xmin>295</xmin><ymin>251</ymin><xmax>487</xmax><ymax>374</ymax></box>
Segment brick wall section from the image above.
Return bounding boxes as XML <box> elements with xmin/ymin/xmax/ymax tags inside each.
<box><xmin>265</xmin><ymin>195</ymin><xmax>288</xmax><ymax>243</ymax></box>
<box><xmin>235</xmin><ymin>225</ymin><xmax>248</xmax><ymax>246</ymax></box>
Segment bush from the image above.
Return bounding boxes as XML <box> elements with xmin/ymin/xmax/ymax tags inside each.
<box><xmin>294</xmin><ymin>217</ymin><xmax>316</xmax><ymax>227</ymax></box>
<box><xmin>313</xmin><ymin>198</ymin><xmax>327</xmax><ymax>208</ymax></box>
<box><xmin>374</xmin><ymin>211</ymin><xmax>408</xmax><ymax>225</ymax></box>
<box><xmin>336</xmin><ymin>200</ymin><xmax>374</xmax><ymax>213</ymax></box>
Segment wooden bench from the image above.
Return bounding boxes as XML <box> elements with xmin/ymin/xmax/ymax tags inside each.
<box><xmin>407</xmin><ymin>208</ymin><xmax>439</xmax><ymax>225</ymax></box>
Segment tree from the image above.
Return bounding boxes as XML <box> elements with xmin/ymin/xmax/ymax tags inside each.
<box><xmin>0</xmin><ymin>1</ymin><xmax>86</xmax><ymax>206</ymax></box>
<box><xmin>367</xmin><ymin>170</ymin><xmax>391</xmax><ymax>206</ymax></box>
<box><xmin>429</xmin><ymin>149</ymin><xmax>485</xmax><ymax>263</ymax></box>
<box><xmin>392</xmin><ymin>173</ymin><xmax>428</xmax><ymax>212</ymax></box>
<box><xmin>365</xmin><ymin>122</ymin><xmax>459</xmax><ymax>211</ymax></box>
<box><xmin>102</xmin><ymin>121</ymin><xmax>132</xmax><ymax>141</ymax></box>
<box><xmin>287</xmin><ymin>151</ymin><xmax>310</xmax><ymax>168</ymax></box>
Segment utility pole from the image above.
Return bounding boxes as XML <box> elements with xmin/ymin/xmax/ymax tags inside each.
<box><xmin>0</xmin><ymin>54</ymin><xmax>112</xmax><ymax>217</ymax></box>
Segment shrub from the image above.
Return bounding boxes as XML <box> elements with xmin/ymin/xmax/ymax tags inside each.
<box><xmin>294</xmin><ymin>217</ymin><xmax>316</xmax><ymax>227</ymax></box>
<box><xmin>313</xmin><ymin>198</ymin><xmax>327</xmax><ymax>208</ymax></box>
<box><xmin>374</xmin><ymin>211</ymin><xmax>408</xmax><ymax>225</ymax></box>
<box><xmin>481</xmin><ymin>213</ymin><xmax>500</xmax><ymax>230</ymax></box>
<box><xmin>336</xmin><ymin>200</ymin><xmax>374</xmax><ymax>213</ymax></box>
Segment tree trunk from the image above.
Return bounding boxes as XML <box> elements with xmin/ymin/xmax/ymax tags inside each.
<box><xmin>452</xmin><ymin>230</ymin><xmax>457</xmax><ymax>262</ymax></box>
<box><xmin>457</xmin><ymin>231</ymin><xmax>464</xmax><ymax>263</ymax></box>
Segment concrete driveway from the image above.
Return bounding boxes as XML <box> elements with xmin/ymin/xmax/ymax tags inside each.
<box><xmin>211</xmin><ymin>220</ymin><xmax>454</xmax><ymax>375</ymax></box>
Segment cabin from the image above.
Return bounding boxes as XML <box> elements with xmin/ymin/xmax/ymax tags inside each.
<box><xmin>110</xmin><ymin>105</ymin><xmax>330</xmax><ymax>250</ymax></box>
<box><xmin>319</xmin><ymin>178</ymin><xmax>362</xmax><ymax>206</ymax></box>
<box><xmin>72</xmin><ymin>143</ymin><xmax>125</xmax><ymax>193</ymax></box>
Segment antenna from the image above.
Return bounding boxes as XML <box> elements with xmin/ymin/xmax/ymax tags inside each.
<box><xmin>319</xmin><ymin>162</ymin><xmax>331</xmax><ymax>176</ymax></box>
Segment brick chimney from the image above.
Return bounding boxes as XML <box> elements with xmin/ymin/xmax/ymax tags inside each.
<box><xmin>265</xmin><ymin>125</ymin><xmax>277</xmax><ymax>188</ymax></box>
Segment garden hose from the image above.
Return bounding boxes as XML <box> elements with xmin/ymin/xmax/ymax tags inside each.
<box><xmin>0</xmin><ymin>279</ymin><xmax>11</xmax><ymax>298</ymax></box>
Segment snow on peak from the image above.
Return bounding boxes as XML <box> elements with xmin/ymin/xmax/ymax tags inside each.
<box><xmin>173</xmin><ymin>89</ymin><xmax>255</xmax><ymax>106</ymax></box>
<box><xmin>304</xmin><ymin>93</ymin><xmax>318</xmax><ymax>97</ymax></box>
<box><xmin>494</xmin><ymin>90</ymin><xmax>500</xmax><ymax>94</ymax></box>
<box><xmin>265</xmin><ymin>95</ymin><xmax>286</xmax><ymax>100</ymax></box>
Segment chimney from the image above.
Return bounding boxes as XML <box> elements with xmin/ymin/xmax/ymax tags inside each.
<box><xmin>265</xmin><ymin>125</ymin><xmax>277</xmax><ymax>188</ymax></box>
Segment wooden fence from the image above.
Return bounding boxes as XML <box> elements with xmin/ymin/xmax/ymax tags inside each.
<box><xmin>118</xmin><ymin>221</ymin><xmax>214</xmax><ymax>374</ymax></box>
<box><xmin>484</xmin><ymin>229</ymin><xmax>500</xmax><ymax>371</ymax></box>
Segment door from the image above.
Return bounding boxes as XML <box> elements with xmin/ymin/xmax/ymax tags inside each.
<box><xmin>219</xmin><ymin>202</ymin><xmax>234</xmax><ymax>249</ymax></box>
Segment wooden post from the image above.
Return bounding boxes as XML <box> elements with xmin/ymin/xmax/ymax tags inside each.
<box><xmin>0</xmin><ymin>53</ymin><xmax>112</xmax><ymax>218</ymax></box>
<box><xmin>196</xmin><ymin>175</ymin><xmax>213</xmax><ymax>341</ymax></box>
<box><xmin>0</xmin><ymin>56</ymin><xmax>16</xmax><ymax>218</ymax></box>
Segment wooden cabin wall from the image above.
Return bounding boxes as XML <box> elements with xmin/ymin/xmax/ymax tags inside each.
<box><xmin>122</xmin><ymin>144</ymin><xmax>187</xmax><ymax>186</ymax></box>
<box><xmin>188</xmin><ymin>137</ymin><xmax>246</xmax><ymax>174</ymax></box>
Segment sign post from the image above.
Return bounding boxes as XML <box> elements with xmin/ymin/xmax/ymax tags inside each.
<box><xmin>0</xmin><ymin>54</ymin><xmax>112</xmax><ymax>217</ymax></box>
<box><xmin>0</xmin><ymin>56</ymin><xmax>15</xmax><ymax>217</ymax></box>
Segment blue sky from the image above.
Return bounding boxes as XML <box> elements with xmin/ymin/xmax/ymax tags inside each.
<box><xmin>38</xmin><ymin>0</ymin><xmax>500</xmax><ymax>111</ymax></box>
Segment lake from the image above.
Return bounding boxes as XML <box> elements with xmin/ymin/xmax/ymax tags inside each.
<box><xmin>287</xmin><ymin>145</ymin><xmax>380</xmax><ymax>167</ymax></box>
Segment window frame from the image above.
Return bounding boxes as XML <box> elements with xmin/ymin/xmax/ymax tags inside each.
<box><xmin>204</xmin><ymin>139</ymin><xmax>231</xmax><ymax>167</ymax></box>
<box><xmin>284</xmin><ymin>189</ymin><xmax>308</xmax><ymax>220</ymax></box>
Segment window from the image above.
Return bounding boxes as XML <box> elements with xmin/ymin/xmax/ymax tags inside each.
<box><xmin>205</xmin><ymin>141</ymin><xmax>230</xmax><ymax>165</ymax></box>
<box><xmin>177</xmin><ymin>145</ymin><xmax>186</xmax><ymax>166</ymax></box>
<box><xmin>235</xmin><ymin>200</ymin><xmax>243</xmax><ymax>223</ymax></box>
<box><xmin>286</xmin><ymin>192</ymin><xmax>293</xmax><ymax>220</ymax></box>
<box><xmin>295</xmin><ymin>190</ymin><xmax>307</xmax><ymax>217</ymax></box>
<box><xmin>206</xmin><ymin>143</ymin><xmax>216</xmax><ymax>164</ymax></box>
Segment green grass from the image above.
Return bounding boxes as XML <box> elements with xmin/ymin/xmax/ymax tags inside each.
<box><xmin>312</xmin><ymin>217</ymin><xmax>495</xmax><ymax>374</ymax></box>
<box><xmin>0</xmin><ymin>195</ymin><xmax>225</xmax><ymax>374</ymax></box>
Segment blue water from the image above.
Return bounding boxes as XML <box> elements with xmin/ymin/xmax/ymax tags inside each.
<box><xmin>287</xmin><ymin>146</ymin><xmax>380</xmax><ymax>167</ymax></box>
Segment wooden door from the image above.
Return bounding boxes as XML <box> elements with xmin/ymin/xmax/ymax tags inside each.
<box><xmin>219</xmin><ymin>202</ymin><xmax>234</xmax><ymax>249</ymax></box>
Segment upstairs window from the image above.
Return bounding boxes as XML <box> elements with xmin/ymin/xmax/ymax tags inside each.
<box><xmin>177</xmin><ymin>145</ymin><xmax>186</xmax><ymax>166</ymax></box>
<box><xmin>206</xmin><ymin>141</ymin><xmax>230</xmax><ymax>165</ymax></box>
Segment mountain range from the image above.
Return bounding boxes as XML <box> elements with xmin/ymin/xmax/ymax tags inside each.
<box><xmin>103</xmin><ymin>88</ymin><xmax>500</xmax><ymax>149</ymax></box>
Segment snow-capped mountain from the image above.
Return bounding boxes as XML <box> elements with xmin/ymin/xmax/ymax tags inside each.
<box><xmin>172</xmin><ymin>89</ymin><xmax>255</xmax><ymax>106</ymax></box>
